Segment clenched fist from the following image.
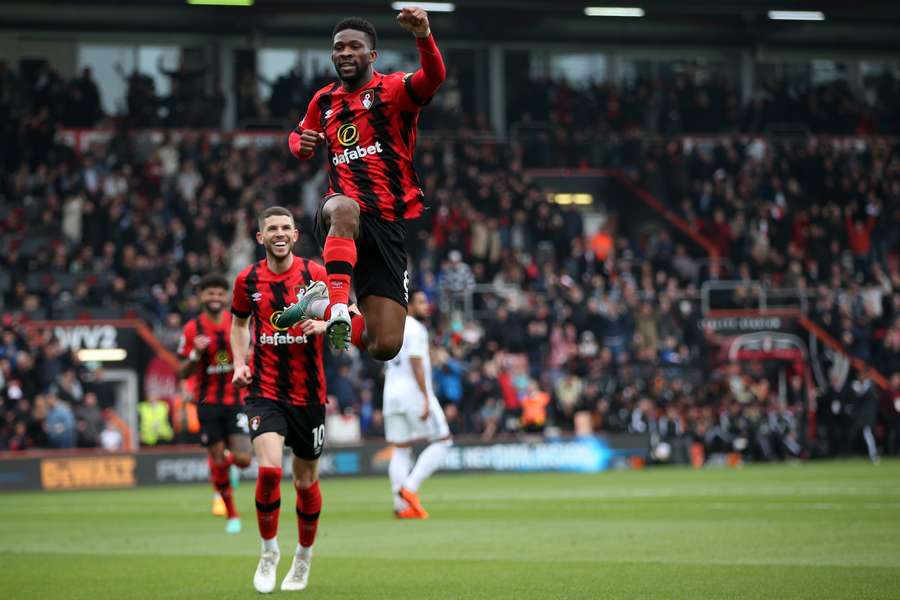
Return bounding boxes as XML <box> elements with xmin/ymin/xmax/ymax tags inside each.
<box><xmin>232</xmin><ymin>364</ymin><xmax>252</xmax><ymax>388</ymax></box>
<box><xmin>193</xmin><ymin>335</ymin><xmax>211</xmax><ymax>351</ymax></box>
<box><xmin>397</xmin><ymin>7</ymin><xmax>431</xmax><ymax>38</ymax></box>
<box><xmin>298</xmin><ymin>129</ymin><xmax>325</xmax><ymax>155</ymax></box>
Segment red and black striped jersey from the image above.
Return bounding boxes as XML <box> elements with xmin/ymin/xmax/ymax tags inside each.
<box><xmin>290</xmin><ymin>34</ymin><xmax>445</xmax><ymax>222</ymax></box>
<box><xmin>178</xmin><ymin>312</ymin><xmax>245</xmax><ymax>406</ymax></box>
<box><xmin>231</xmin><ymin>257</ymin><xmax>327</xmax><ymax>407</ymax></box>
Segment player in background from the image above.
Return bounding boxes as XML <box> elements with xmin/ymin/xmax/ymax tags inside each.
<box><xmin>279</xmin><ymin>7</ymin><xmax>445</xmax><ymax>360</ymax></box>
<box><xmin>178</xmin><ymin>273</ymin><xmax>252</xmax><ymax>534</ymax></box>
<box><xmin>231</xmin><ymin>206</ymin><xmax>328</xmax><ymax>593</ymax></box>
<box><xmin>383</xmin><ymin>289</ymin><xmax>452</xmax><ymax>519</ymax></box>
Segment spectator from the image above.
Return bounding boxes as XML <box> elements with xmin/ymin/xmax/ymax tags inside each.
<box><xmin>45</xmin><ymin>391</ymin><xmax>76</xmax><ymax>449</ymax></box>
<box><xmin>521</xmin><ymin>380</ymin><xmax>550</xmax><ymax>433</ymax></box>
<box><xmin>99</xmin><ymin>415</ymin><xmax>125</xmax><ymax>451</ymax></box>
<box><xmin>75</xmin><ymin>392</ymin><xmax>104</xmax><ymax>448</ymax></box>
<box><xmin>138</xmin><ymin>396</ymin><xmax>174</xmax><ymax>446</ymax></box>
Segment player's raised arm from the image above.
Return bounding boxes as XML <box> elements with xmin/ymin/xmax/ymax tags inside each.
<box><xmin>397</xmin><ymin>7</ymin><xmax>446</xmax><ymax>100</ymax></box>
<box><xmin>288</xmin><ymin>98</ymin><xmax>325</xmax><ymax>160</ymax></box>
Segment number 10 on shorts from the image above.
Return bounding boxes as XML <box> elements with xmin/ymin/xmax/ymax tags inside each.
<box><xmin>312</xmin><ymin>425</ymin><xmax>325</xmax><ymax>452</ymax></box>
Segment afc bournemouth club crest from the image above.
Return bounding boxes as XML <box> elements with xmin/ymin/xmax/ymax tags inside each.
<box><xmin>250</xmin><ymin>416</ymin><xmax>261</xmax><ymax>432</ymax></box>
<box><xmin>360</xmin><ymin>89</ymin><xmax>374</xmax><ymax>110</ymax></box>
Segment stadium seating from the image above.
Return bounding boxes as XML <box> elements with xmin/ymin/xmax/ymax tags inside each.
<box><xmin>1</xmin><ymin>59</ymin><xmax>898</xmax><ymax>462</ymax></box>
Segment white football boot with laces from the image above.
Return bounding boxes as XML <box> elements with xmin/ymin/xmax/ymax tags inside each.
<box><xmin>253</xmin><ymin>548</ymin><xmax>280</xmax><ymax>594</ymax></box>
<box><xmin>281</xmin><ymin>551</ymin><xmax>312</xmax><ymax>591</ymax></box>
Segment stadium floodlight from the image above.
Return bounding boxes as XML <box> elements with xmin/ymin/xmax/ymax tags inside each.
<box><xmin>76</xmin><ymin>348</ymin><xmax>128</xmax><ymax>362</ymax></box>
<box><xmin>391</xmin><ymin>2</ymin><xmax>455</xmax><ymax>12</ymax></box>
<box><xmin>187</xmin><ymin>0</ymin><xmax>253</xmax><ymax>5</ymax></box>
<box><xmin>767</xmin><ymin>10</ymin><xmax>825</xmax><ymax>21</ymax></box>
<box><xmin>584</xmin><ymin>6</ymin><xmax>645</xmax><ymax>17</ymax></box>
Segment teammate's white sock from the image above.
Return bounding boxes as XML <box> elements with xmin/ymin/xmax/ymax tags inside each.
<box><xmin>389</xmin><ymin>446</ymin><xmax>413</xmax><ymax>510</ymax></box>
<box><xmin>262</xmin><ymin>537</ymin><xmax>279</xmax><ymax>554</ymax></box>
<box><xmin>309</xmin><ymin>299</ymin><xmax>330</xmax><ymax>320</ymax></box>
<box><xmin>297</xmin><ymin>543</ymin><xmax>312</xmax><ymax>560</ymax></box>
<box><xmin>404</xmin><ymin>439</ymin><xmax>452</xmax><ymax>493</ymax></box>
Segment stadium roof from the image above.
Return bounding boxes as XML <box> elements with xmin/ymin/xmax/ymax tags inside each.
<box><xmin>3</xmin><ymin>0</ymin><xmax>900</xmax><ymax>49</ymax></box>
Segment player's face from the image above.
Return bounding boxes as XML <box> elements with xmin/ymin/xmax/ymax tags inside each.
<box><xmin>199</xmin><ymin>286</ymin><xmax>228</xmax><ymax>315</ymax></box>
<box><xmin>332</xmin><ymin>29</ymin><xmax>376</xmax><ymax>83</ymax></box>
<box><xmin>257</xmin><ymin>215</ymin><xmax>298</xmax><ymax>259</ymax></box>
<box><xmin>409</xmin><ymin>292</ymin><xmax>430</xmax><ymax>319</ymax></box>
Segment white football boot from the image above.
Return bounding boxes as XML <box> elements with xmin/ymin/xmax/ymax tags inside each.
<box><xmin>253</xmin><ymin>548</ymin><xmax>280</xmax><ymax>594</ymax></box>
<box><xmin>280</xmin><ymin>551</ymin><xmax>312</xmax><ymax>591</ymax></box>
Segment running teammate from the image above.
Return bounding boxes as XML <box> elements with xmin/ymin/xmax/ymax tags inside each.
<box><xmin>383</xmin><ymin>289</ymin><xmax>452</xmax><ymax>519</ymax></box>
<box><xmin>279</xmin><ymin>7</ymin><xmax>445</xmax><ymax>360</ymax></box>
<box><xmin>230</xmin><ymin>206</ymin><xmax>328</xmax><ymax>593</ymax></box>
<box><xmin>178</xmin><ymin>273</ymin><xmax>251</xmax><ymax>534</ymax></box>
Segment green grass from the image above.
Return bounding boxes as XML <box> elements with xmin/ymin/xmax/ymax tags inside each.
<box><xmin>2</xmin><ymin>460</ymin><xmax>900</xmax><ymax>599</ymax></box>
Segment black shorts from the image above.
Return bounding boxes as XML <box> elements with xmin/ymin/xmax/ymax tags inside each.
<box><xmin>315</xmin><ymin>196</ymin><xmax>409</xmax><ymax>308</ymax></box>
<box><xmin>244</xmin><ymin>397</ymin><xmax>326</xmax><ymax>460</ymax></box>
<box><xmin>197</xmin><ymin>403</ymin><xmax>249</xmax><ymax>447</ymax></box>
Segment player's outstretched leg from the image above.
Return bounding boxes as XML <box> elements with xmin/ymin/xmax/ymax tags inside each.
<box><xmin>219</xmin><ymin>435</ymin><xmax>252</xmax><ymax>533</ymax></box>
<box><xmin>253</xmin><ymin>463</ymin><xmax>282</xmax><ymax>593</ymax></box>
<box><xmin>389</xmin><ymin>445</ymin><xmax>419</xmax><ymax>518</ymax></box>
<box><xmin>211</xmin><ymin>459</ymin><xmax>241</xmax><ymax>533</ymax></box>
<box><xmin>207</xmin><ymin>446</ymin><xmax>233</xmax><ymax>518</ymax></box>
<box><xmin>276</xmin><ymin>281</ymin><xmax>329</xmax><ymax>329</ymax></box>
<box><xmin>282</xmin><ymin>457</ymin><xmax>322</xmax><ymax>591</ymax></box>
<box><xmin>274</xmin><ymin>195</ymin><xmax>358</xmax><ymax>351</ymax></box>
<box><xmin>400</xmin><ymin>437</ymin><xmax>453</xmax><ymax>518</ymax></box>
<box><xmin>320</xmin><ymin>196</ymin><xmax>359</xmax><ymax>351</ymax></box>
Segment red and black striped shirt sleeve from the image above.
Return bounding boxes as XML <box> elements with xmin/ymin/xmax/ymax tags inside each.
<box><xmin>289</xmin><ymin>91</ymin><xmax>323</xmax><ymax>160</ymax></box>
<box><xmin>398</xmin><ymin>33</ymin><xmax>446</xmax><ymax>111</ymax></box>
<box><xmin>177</xmin><ymin>319</ymin><xmax>196</xmax><ymax>359</ymax></box>
<box><xmin>231</xmin><ymin>270</ymin><xmax>251</xmax><ymax>318</ymax></box>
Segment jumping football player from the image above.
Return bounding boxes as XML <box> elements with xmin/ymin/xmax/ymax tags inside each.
<box><xmin>280</xmin><ymin>7</ymin><xmax>445</xmax><ymax>360</ymax></box>
<box><xmin>383</xmin><ymin>289</ymin><xmax>452</xmax><ymax>519</ymax></box>
<box><xmin>178</xmin><ymin>273</ymin><xmax>252</xmax><ymax>534</ymax></box>
<box><xmin>230</xmin><ymin>206</ymin><xmax>328</xmax><ymax>593</ymax></box>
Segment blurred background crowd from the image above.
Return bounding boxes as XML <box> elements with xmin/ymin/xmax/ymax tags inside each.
<box><xmin>1</xmin><ymin>55</ymin><xmax>899</xmax><ymax>463</ymax></box>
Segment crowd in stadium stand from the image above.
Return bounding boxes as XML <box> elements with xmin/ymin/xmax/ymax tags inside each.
<box><xmin>1</xmin><ymin>58</ymin><xmax>899</xmax><ymax>461</ymax></box>
<box><xmin>0</xmin><ymin>324</ymin><xmax>125</xmax><ymax>451</ymax></box>
<box><xmin>512</xmin><ymin>71</ymin><xmax>900</xmax><ymax>167</ymax></box>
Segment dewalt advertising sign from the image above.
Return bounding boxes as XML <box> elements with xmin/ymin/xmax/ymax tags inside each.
<box><xmin>40</xmin><ymin>457</ymin><xmax>137</xmax><ymax>490</ymax></box>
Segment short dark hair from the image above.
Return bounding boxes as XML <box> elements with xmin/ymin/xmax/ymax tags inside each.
<box><xmin>333</xmin><ymin>17</ymin><xmax>377</xmax><ymax>49</ymax></box>
<box><xmin>258</xmin><ymin>206</ymin><xmax>295</xmax><ymax>231</ymax></box>
<box><xmin>198</xmin><ymin>272</ymin><xmax>229</xmax><ymax>292</ymax></box>
<box><xmin>408</xmin><ymin>287</ymin><xmax>425</xmax><ymax>300</ymax></box>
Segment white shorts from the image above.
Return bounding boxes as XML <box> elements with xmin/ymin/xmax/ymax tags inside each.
<box><xmin>384</xmin><ymin>395</ymin><xmax>450</xmax><ymax>444</ymax></box>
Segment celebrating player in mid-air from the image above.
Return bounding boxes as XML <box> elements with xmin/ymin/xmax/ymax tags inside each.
<box><xmin>177</xmin><ymin>273</ymin><xmax>251</xmax><ymax>534</ymax></box>
<box><xmin>280</xmin><ymin>7</ymin><xmax>445</xmax><ymax>359</ymax></box>
<box><xmin>383</xmin><ymin>289</ymin><xmax>452</xmax><ymax>519</ymax></box>
<box><xmin>230</xmin><ymin>206</ymin><xmax>328</xmax><ymax>593</ymax></box>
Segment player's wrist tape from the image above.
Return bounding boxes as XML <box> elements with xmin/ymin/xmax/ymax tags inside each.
<box><xmin>189</xmin><ymin>349</ymin><xmax>200</xmax><ymax>362</ymax></box>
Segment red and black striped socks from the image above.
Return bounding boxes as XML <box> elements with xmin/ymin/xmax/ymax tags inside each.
<box><xmin>323</xmin><ymin>236</ymin><xmax>356</xmax><ymax>315</ymax></box>
<box><xmin>210</xmin><ymin>460</ymin><xmax>238</xmax><ymax>519</ymax></box>
<box><xmin>296</xmin><ymin>480</ymin><xmax>322</xmax><ymax>549</ymax></box>
<box><xmin>256</xmin><ymin>466</ymin><xmax>282</xmax><ymax>540</ymax></box>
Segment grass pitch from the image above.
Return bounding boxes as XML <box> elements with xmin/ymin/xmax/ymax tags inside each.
<box><xmin>2</xmin><ymin>460</ymin><xmax>899</xmax><ymax>599</ymax></box>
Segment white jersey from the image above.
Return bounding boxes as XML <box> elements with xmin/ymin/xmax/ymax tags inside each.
<box><xmin>383</xmin><ymin>316</ymin><xmax>433</xmax><ymax>414</ymax></box>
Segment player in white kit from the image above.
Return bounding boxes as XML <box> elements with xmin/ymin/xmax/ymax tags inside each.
<box><xmin>383</xmin><ymin>289</ymin><xmax>452</xmax><ymax>519</ymax></box>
